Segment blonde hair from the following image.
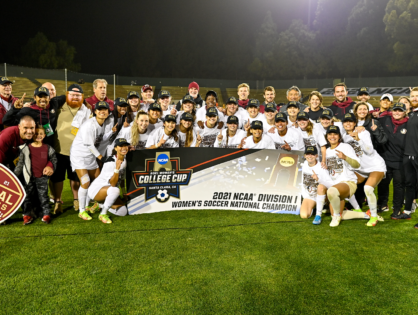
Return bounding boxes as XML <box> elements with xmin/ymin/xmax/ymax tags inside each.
<box><xmin>180</xmin><ymin>102</ymin><xmax>196</xmax><ymax>122</ymax></box>
<box><xmin>238</xmin><ymin>83</ymin><xmax>250</xmax><ymax>93</ymax></box>
<box><xmin>398</xmin><ymin>96</ymin><xmax>412</xmax><ymax>106</ymax></box>
<box><xmin>308</xmin><ymin>91</ymin><xmax>323</xmax><ymax>109</ymax></box>
<box><xmin>131</xmin><ymin>111</ymin><xmax>148</xmax><ymax>147</ymax></box>
<box><xmin>179</xmin><ymin>120</ymin><xmax>194</xmax><ymax>147</ymax></box>
<box><xmin>93</xmin><ymin>79</ymin><xmax>108</xmax><ymax>89</ymax></box>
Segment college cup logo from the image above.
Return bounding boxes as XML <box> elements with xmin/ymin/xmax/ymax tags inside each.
<box><xmin>0</xmin><ymin>164</ymin><xmax>26</xmax><ymax>223</ymax></box>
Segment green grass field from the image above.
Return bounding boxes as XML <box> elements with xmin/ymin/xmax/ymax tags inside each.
<box><xmin>1</xmin><ymin>181</ymin><xmax>418</xmax><ymax>314</ymax></box>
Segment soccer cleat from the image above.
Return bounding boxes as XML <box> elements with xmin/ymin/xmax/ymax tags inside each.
<box><xmin>366</xmin><ymin>210</ymin><xmax>384</xmax><ymax>221</ymax></box>
<box><xmin>99</xmin><ymin>214</ymin><xmax>112</xmax><ymax>224</ymax></box>
<box><xmin>23</xmin><ymin>215</ymin><xmax>33</xmax><ymax>225</ymax></box>
<box><xmin>53</xmin><ymin>201</ymin><xmax>63</xmax><ymax>215</ymax></box>
<box><xmin>392</xmin><ymin>213</ymin><xmax>411</xmax><ymax>220</ymax></box>
<box><xmin>78</xmin><ymin>211</ymin><xmax>92</xmax><ymax>221</ymax></box>
<box><xmin>414</xmin><ymin>223</ymin><xmax>418</xmax><ymax>229</ymax></box>
<box><xmin>366</xmin><ymin>217</ymin><xmax>379</xmax><ymax>227</ymax></box>
<box><xmin>312</xmin><ymin>215</ymin><xmax>322</xmax><ymax>225</ymax></box>
<box><xmin>352</xmin><ymin>208</ymin><xmax>363</xmax><ymax>212</ymax></box>
<box><xmin>73</xmin><ymin>199</ymin><xmax>79</xmax><ymax>211</ymax></box>
<box><xmin>42</xmin><ymin>215</ymin><xmax>51</xmax><ymax>224</ymax></box>
<box><xmin>330</xmin><ymin>215</ymin><xmax>341</xmax><ymax>227</ymax></box>
<box><xmin>86</xmin><ymin>202</ymin><xmax>100</xmax><ymax>214</ymax></box>
<box><xmin>49</xmin><ymin>197</ymin><xmax>55</xmax><ymax>204</ymax></box>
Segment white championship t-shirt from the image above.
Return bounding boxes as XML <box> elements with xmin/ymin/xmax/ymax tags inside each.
<box><xmin>301</xmin><ymin>160</ymin><xmax>335</xmax><ymax>200</ymax></box>
<box><xmin>214</xmin><ymin>129</ymin><xmax>247</xmax><ymax>148</ymax></box>
<box><xmin>194</xmin><ymin>123</ymin><xmax>221</xmax><ymax>147</ymax></box>
<box><xmin>326</xmin><ymin>143</ymin><xmax>360</xmax><ymax>183</ymax></box>
<box><xmin>145</xmin><ymin>126</ymin><xmax>179</xmax><ymax>148</ymax></box>
<box><xmin>268</xmin><ymin>127</ymin><xmax>305</xmax><ymax>151</ymax></box>
<box><xmin>242</xmin><ymin>134</ymin><xmax>276</xmax><ymax>149</ymax></box>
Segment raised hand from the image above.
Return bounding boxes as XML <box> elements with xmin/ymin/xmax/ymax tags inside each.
<box><xmin>311</xmin><ymin>170</ymin><xmax>318</xmax><ymax>181</ymax></box>
<box><xmin>197</xmin><ymin>121</ymin><xmax>204</xmax><ymax>129</ymax></box>
<box><xmin>349</xmin><ymin>130</ymin><xmax>359</xmax><ymax>141</ymax></box>
<box><xmin>112</xmin><ymin>123</ymin><xmax>118</xmax><ymax>133</ymax></box>
<box><xmin>157</xmin><ymin>135</ymin><xmax>166</xmax><ymax>148</ymax></box>
<box><xmin>268</xmin><ymin>126</ymin><xmax>276</xmax><ymax>134</ymax></box>
<box><xmin>13</xmin><ymin>93</ymin><xmax>26</xmax><ymax>109</ymax></box>
<box><xmin>195</xmin><ymin>133</ymin><xmax>202</xmax><ymax>147</ymax></box>
<box><xmin>281</xmin><ymin>140</ymin><xmax>291</xmax><ymax>151</ymax></box>
<box><xmin>123</xmin><ymin>117</ymin><xmax>130</xmax><ymax>128</ymax></box>
<box><xmin>238</xmin><ymin>137</ymin><xmax>247</xmax><ymax>149</ymax></box>
<box><xmin>244</xmin><ymin>120</ymin><xmax>250</xmax><ymax>131</ymax></box>
<box><xmin>217</xmin><ymin>133</ymin><xmax>223</xmax><ymax>141</ymax></box>
<box><xmin>335</xmin><ymin>149</ymin><xmax>346</xmax><ymax>160</ymax></box>
<box><xmin>370</xmin><ymin>119</ymin><xmax>377</xmax><ymax>131</ymax></box>
<box><xmin>115</xmin><ymin>158</ymin><xmax>123</xmax><ymax>170</ymax></box>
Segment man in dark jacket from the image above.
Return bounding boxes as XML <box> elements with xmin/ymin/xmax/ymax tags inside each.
<box><xmin>176</xmin><ymin>81</ymin><xmax>206</xmax><ymax>111</ymax></box>
<box><xmin>329</xmin><ymin>83</ymin><xmax>356</xmax><ymax>120</ymax></box>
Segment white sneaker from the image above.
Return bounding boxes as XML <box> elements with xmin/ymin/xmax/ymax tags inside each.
<box><xmin>330</xmin><ymin>215</ymin><xmax>341</xmax><ymax>227</ymax></box>
<box><xmin>412</xmin><ymin>203</ymin><xmax>416</xmax><ymax>213</ymax></box>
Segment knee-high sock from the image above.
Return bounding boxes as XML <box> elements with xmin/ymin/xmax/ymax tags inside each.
<box><xmin>101</xmin><ymin>187</ymin><xmax>120</xmax><ymax>215</ymax></box>
<box><xmin>108</xmin><ymin>206</ymin><xmax>128</xmax><ymax>216</ymax></box>
<box><xmin>78</xmin><ymin>187</ymin><xmax>89</xmax><ymax>212</ymax></box>
<box><xmin>342</xmin><ymin>210</ymin><xmax>370</xmax><ymax>220</ymax></box>
<box><xmin>364</xmin><ymin>185</ymin><xmax>377</xmax><ymax>217</ymax></box>
<box><xmin>316</xmin><ymin>195</ymin><xmax>326</xmax><ymax>217</ymax></box>
<box><xmin>348</xmin><ymin>195</ymin><xmax>360</xmax><ymax>210</ymax></box>
<box><xmin>327</xmin><ymin>187</ymin><xmax>341</xmax><ymax>216</ymax></box>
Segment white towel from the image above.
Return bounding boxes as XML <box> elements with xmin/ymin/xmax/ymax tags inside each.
<box><xmin>71</xmin><ymin>104</ymin><xmax>91</xmax><ymax>128</ymax></box>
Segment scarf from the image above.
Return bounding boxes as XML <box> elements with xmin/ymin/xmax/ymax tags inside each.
<box><xmin>238</xmin><ymin>99</ymin><xmax>249</xmax><ymax>108</ymax></box>
<box><xmin>391</xmin><ymin>116</ymin><xmax>408</xmax><ymax>133</ymax></box>
<box><xmin>332</xmin><ymin>97</ymin><xmax>353</xmax><ymax>109</ymax></box>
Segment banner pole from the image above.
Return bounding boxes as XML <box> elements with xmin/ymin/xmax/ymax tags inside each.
<box><xmin>4</xmin><ymin>63</ymin><xmax>6</xmax><ymax>77</ymax></box>
<box><xmin>65</xmin><ymin>68</ymin><xmax>67</xmax><ymax>91</ymax></box>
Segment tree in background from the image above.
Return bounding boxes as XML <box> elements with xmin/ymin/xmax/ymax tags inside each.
<box><xmin>20</xmin><ymin>32</ymin><xmax>81</xmax><ymax>72</ymax></box>
<box><xmin>384</xmin><ymin>0</ymin><xmax>418</xmax><ymax>73</ymax></box>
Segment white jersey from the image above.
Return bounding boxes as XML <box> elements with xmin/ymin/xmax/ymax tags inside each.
<box><xmin>114</xmin><ymin>125</ymin><xmax>150</xmax><ymax>150</ymax></box>
<box><xmin>241</xmin><ymin>112</ymin><xmax>264</xmax><ymax>127</ymax></box>
<box><xmin>268</xmin><ymin>128</ymin><xmax>305</xmax><ymax>151</ymax></box>
<box><xmin>301</xmin><ymin>160</ymin><xmax>335</xmax><ymax>200</ymax></box>
<box><xmin>177</xmin><ymin>129</ymin><xmax>197</xmax><ymax>147</ymax></box>
<box><xmin>259</xmin><ymin>117</ymin><xmax>276</xmax><ymax>134</ymax></box>
<box><xmin>287</xmin><ymin>117</ymin><xmax>298</xmax><ymax>129</ymax></box>
<box><xmin>70</xmin><ymin>117</ymin><xmax>112</xmax><ymax>171</ymax></box>
<box><xmin>88</xmin><ymin>155</ymin><xmax>127</xmax><ymax>200</ymax></box>
<box><xmin>214</xmin><ymin>129</ymin><xmax>247</xmax><ymax>148</ymax></box>
<box><xmin>343</xmin><ymin>130</ymin><xmax>386</xmax><ymax>174</ymax></box>
<box><xmin>326</xmin><ymin>143</ymin><xmax>360</xmax><ymax>183</ymax></box>
<box><xmin>96</xmin><ymin>116</ymin><xmax>115</xmax><ymax>157</ymax></box>
<box><xmin>194</xmin><ymin>123</ymin><xmax>220</xmax><ymax>147</ymax></box>
<box><xmin>242</xmin><ymin>134</ymin><xmax>276</xmax><ymax>149</ymax></box>
<box><xmin>223</xmin><ymin>111</ymin><xmax>245</xmax><ymax>130</ymax></box>
<box><xmin>298</xmin><ymin>125</ymin><xmax>327</xmax><ymax>154</ymax></box>
<box><xmin>148</xmin><ymin>119</ymin><xmax>163</xmax><ymax>132</ymax></box>
<box><xmin>195</xmin><ymin>106</ymin><xmax>225</xmax><ymax>124</ymax></box>
<box><xmin>145</xmin><ymin>126</ymin><xmax>179</xmax><ymax>148</ymax></box>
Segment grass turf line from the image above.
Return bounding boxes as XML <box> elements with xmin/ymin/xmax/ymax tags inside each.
<box><xmin>1</xmin><ymin>181</ymin><xmax>418</xmax><ymax>314</ymax></box>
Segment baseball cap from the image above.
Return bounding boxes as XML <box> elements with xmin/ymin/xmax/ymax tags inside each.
<box><xmin>0</xmin><ymin>77</ymin><xmax>13</xmax><ymax>85</ymax></box>
<box><xmin>265</xmin><ymin>102</ymin><xmax>276</xmax><ymax>112</ymax></box>
<box><xmin>158</xmin><ymin>90</ymin><xmax>171</xmax><ymax>98</ymax></box>
<box><xmin>392</xmin><ymin>102</ymin><xmax>407</xmax><ymax>112</ymax></box>
<box><xmin>381</xmin><ymin>93</ymin><xmax>394</xmax><ymax>102</ymax></box>
<box><xmin>114</xmin><ymin>138</ymin><xmax>130</xmax><ymax>147</ymax></box>
<box><xmin>342</xmin><ymin>113</ymin><xmax>356</xmax><ymax>122</ymax></box>
<box><xmin>127</xmin><ymin>91</ymin><xmax>140</xmax><ymax>99</ymax></box>
<box><xmin>141</xmin><ymin>84</ymin><xmax>153</xmax><ymax>93</ymax></box>
<box><xmin>67</xmin><ymin>83</ymin><xmax>83</xmax><ymax>94</ymax></box>
<box><xmin>305</xmin><ymin>146</ymin><xmax>318</xmax><ymax>155</ymax></box>
<box><xmin>148</xmin><ymin>103</ymin><xmax>162</xmax><ymax>111</ymax></box>
<box><xmin>95</xmin><ymin>101</ymin><xmax>110</xmax><ymax>111</ymax></box>
<box><xmin>182</xmin><ymin>95</ymin><xmax>196</xmax><ymax>104</ymax></box>
<box><xmin>164</xmin><ymin>114</ymin><xmax>176</xmax><ymax>123</ymax></box>
<box><xmin>287</xmin><ymin>101</ymin><xmax>299</xmax><ymax>108</ymax></box>
<box><xmin>326</xmin><ymin>125</ymin><xmax>341</xmax><ymax>135</ymax></box>
<box><xmin>227</xmin><ymin>96</ymin><xmax>238</xmax><ymax>105</ymax></box>
<box><xmin>180</xmin><ymin>112</ymin><xmax>194</xmax><ymax>121</ymax></box>
<box><xmin>205</xmin><ymin>90</ymin><xmax>218</xmax><ymax>101</ymax></box>
<box><xmin>188</xmin><ymin>81</ymin><xmax>199</xmax><ymax>91</ymax></box>
<box><xmin>115</xmin><ymin>97</ymin><xmax>128</xmax><ymax>107</ymax></box>
<box><xmin>357</xmin><ymin>87</ymin><xmax>369</xmax><ymax>96</ymax></box>
<box><xmin>297</xmin><ymin>112</ymin><xmax>309</xmax><ymax>120</ymax></box>
<box><xmin>34</xmin><ymin>86</ymin><xmax>50</xmax><ymax>97</ymax></box>
<box><xmin>275</xmin><ymin>112</ymin><xmax>287</xmax><ymax>122</ymax></box>
<box><xmin>206</xmin><ymin>107</ymin><xmax>218</xmax><ymax>117</ymax></box>
<box><xmin>247</xmin><ymin>99</ymin><xmax>260</xmax><ymax>108</ymax></box>
<box><xmin>227</xmin><ymin>115</ymin><xmax>239</xmax><ymax>124</ymax></box>
<box><xmin>321</xmin><ymin>108</ymin><xmax>334</xmax><ymax>120</ymax></box>
<box><xmin>250</xmin><ymin>120</ymin><xmax>263</xmax><ymax>130</ymax></box>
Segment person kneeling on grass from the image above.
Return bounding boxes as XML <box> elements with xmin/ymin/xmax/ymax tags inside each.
<box><xmin>86</xmin><ymin>138</ymin><xmax>129</xmax><ymax>223</ymax></box>
<box><xmin>300</xmin><ymin>146</ymin><xmax>334</xmax><ymax>225</ymax></box>
<box><xmin>15</xmin><ymin>126</ymin><xmax>57</xmax><ymax>225</ymax></box>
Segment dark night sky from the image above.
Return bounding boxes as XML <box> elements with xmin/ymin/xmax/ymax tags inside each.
<box><xmin>5</xmin><ymin>0</ymin><xmax>317</xmax><ymax>76</ymax></box>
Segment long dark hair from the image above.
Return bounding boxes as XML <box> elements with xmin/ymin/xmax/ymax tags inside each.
<box><xmin>164</xmin><ymin>121</ymin><xmax>179</xmax><ymax>142</ymax></box>
<box><xmin>325</xmin><ymin>132</ymin><xmax>343</xmax><ymax>148</ymax></box>
<box><xmin>109</xmin><ymin>105</ymin><xmax>133</xmax><ymax>142</ymax></box>
<box><xmin>353</xmin><ymin>102</ymin><xmax>372</xmax><ymax>122</ymax></box>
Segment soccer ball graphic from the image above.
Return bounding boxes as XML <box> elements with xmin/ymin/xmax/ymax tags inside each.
<box><xmin>157</xmin><ymin>189</ymin><xmax>168</xmax><ymax>202</ymax></box>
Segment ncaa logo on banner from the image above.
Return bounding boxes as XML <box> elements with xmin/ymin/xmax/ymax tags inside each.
<box><xmin>0</xmin><ymin>164</ymin><xmax>26</xmax><ymax>223</ymax></box>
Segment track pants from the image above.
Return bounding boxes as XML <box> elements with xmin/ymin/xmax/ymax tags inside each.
<box><xmin>403</xmin><ymin>155</ymin><xmax>418</xmax><ymax>211</ymax></box>
<box><xmin>22</xmin><ymin>176</ymin><xmax>50</xmax><ymax>216</ymax></box>
<box><xmin>378</xmin><ymin>164</ymin><xmax>405</xmax><ymax>212</ymax></box>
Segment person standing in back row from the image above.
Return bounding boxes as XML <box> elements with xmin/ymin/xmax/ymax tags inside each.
<box><xmin>329</xmin><ymin>83</ymin><xmax>356</xmax><ymax>120</ymax></box>
<box><xmin>85</xmin><ymin>79</ymin><xmax>114</xmax><ymax>111</ymax></box>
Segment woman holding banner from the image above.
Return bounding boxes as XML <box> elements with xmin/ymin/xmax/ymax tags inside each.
<box><xmin>146</xmin><ymin>114</ymin><xmax>179</xmax><ymax>149</ymax></box>
<box><xmin>87</xmin><ymin>138</ymin><xmax>130</xmax><ymax>224</ymax></box>
<box><xmin>214</xmin><ymin>115</ymin><xmax>246</xmax><ymax>148</ymax></box>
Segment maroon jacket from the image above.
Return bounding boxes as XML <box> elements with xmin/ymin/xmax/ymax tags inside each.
<box><xmin>85</xmin><ymin>95</ymin><xmax>114</xmax><ymax>111</ymax></box>
<box><xmin>0</xmin><ymin>126</ymin><xmax>28</xmax><ymax>165</ymax></box>
<box><xmin>0</xmin><ymin>95</ymin><xmax>18</xmax><ymax>130</ymax></box>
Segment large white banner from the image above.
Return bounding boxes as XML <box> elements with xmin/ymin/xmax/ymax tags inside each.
<box><xmin>126</xmin><ymin>148</ymin><xmax>304</xmax><ymax>216</ymax></box>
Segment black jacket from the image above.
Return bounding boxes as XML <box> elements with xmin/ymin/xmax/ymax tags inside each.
<box><xmin>405</xmin><ymin>109</ymin><xmax>418</xmax><ymax>156</ymax></box>
<box><xmin>362</xmin><ymin>117</ymin><xmax>387</xmax><ymax>150</ymax></box>
<box><xmin>379</xmin><ymin>115</ymin><xmax>408</xmax><ymax>169</ymax></box>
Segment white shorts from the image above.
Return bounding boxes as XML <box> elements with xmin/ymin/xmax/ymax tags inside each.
<box><xmin>70</xmin><ymin>154</ymin><xmax>99</xmax><ymax>172</ymax></box>
<box><xmin>88</xmin><ymin>178</ymin><xmax>109</xmax><ymax>200</ymax></box>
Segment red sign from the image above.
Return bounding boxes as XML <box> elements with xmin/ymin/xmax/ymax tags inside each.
<box><xmin>0</xmin><ymin>164</ymin><xmax>26</xmax><ymax>223</ymax></box>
